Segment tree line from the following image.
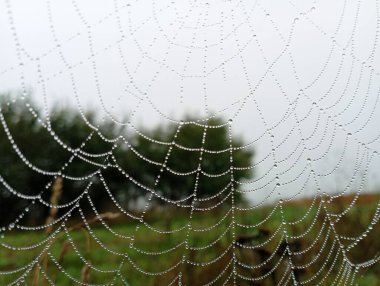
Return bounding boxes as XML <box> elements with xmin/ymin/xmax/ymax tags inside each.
<box><xmin>0</xmin><ymin>95</ymin><xmax>254</xmax><ymax>226</ymax></box>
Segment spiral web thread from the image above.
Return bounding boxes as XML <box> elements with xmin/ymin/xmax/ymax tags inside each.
<box><xmin>1</xmin><ymin>0</ymin><xmax>380</xmax><ymax>285</ymax></box>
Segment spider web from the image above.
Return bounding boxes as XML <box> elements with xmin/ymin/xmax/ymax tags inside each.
<box><xmin>0</xmin><ymin>0</ymin><xmax>380</xmax><ymax>285</ymax></box>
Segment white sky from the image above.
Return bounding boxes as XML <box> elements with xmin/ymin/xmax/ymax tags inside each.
<box><xmin>0</xmin><ymin>0</ymin><xmax>380</xmax><ymax>203</ymax></box>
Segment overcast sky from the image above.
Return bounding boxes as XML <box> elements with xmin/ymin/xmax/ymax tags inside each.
<box><xmin>0</xmin><ymin>0</ymin><xmax>379</xmax><ymax>203</ymax></box>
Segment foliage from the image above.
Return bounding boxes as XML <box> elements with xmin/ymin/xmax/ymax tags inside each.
<box><xmin>0</xmin><ymin>95</ymin><xmax>254</xmax><ymax>224</ymax></box>
<box><xmin>0</xmin><ymin>95</ymin><xmax>120</xmax><ymax>225</ymax></box>
<box><xmin>1</xmin><ymin>198</ymin><xmax>379</xmax><ymax>285</ymax></box>
<box><xmin>122</xmin><ymin>116</ymin><xmax>254</xmax><ymax>205</ymax></box>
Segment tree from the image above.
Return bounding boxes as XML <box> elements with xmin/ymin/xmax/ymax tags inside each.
<box><xmin>0</xmin><ymin>95</ymin><xmax>122</xmax><ymax>225</ymax></box>
<box><xmin>121</xmin><ymin>116</ymin><xmax>255</xmax><ymax>207</ymax></box>
<box><xmin>0</xmin><ymin>95</ymin><xmax>255</xmax><ymax>226</ymax></box>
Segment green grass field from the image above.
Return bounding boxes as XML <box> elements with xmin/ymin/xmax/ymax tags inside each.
<box><xmin>1</xmin><ymin>195</ymin><xmax>379</xmax><ymax>285</ymax></box>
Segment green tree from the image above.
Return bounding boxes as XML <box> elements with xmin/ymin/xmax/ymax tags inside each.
<box><xmin>0</xmin><ymin>95</ymin><xmax>255</xmax><ymax>226</ymax></box>
<box><xmin>121</xmin><ymin>116</ymin><xmax>254</xmax><ymax>207</ymax></box>
<box><xmin>0</xmin><ymin>95</ymin><xmax>122</xmax><ymax>225</ymax></box>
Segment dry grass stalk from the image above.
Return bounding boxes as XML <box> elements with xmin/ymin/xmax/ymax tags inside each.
<box><xmin>30</xmin><ymin>179</ymin><xmax>120</xmax><ymax>285</ymax></box>
<box><xmin>31</xmin><ymin>264</ymin><xmax>40</xmax><ymax>286</ymax></box>
<box><xmin>80</xmin><ymin>262</ymin><xmax>91</xmax><ymax>284</ymax></box>
<box><xmin>32</xmin><ymin>177</ymin><xmax>63</xmax><ymax>285</ymax></box>
<box><xmin>49</xmin><ymin>240</ymin><xmax>72</xmax><ymax>282</ymax></box>
<box><xmin>31</xmin><ymin>241</ymin><xmax>53</xmax><ymax>286</ymax></box>
<box><xmin>49</xmin><ymin>212</ymin><xmax>120</xmax><ymax>284</ymax></box>
<box><xmin>58</xmin><ymin>240</ymin><xmax>71</xmax><ymax>264</ymax></box>
<box><xmin>45</xmin><ymin>177</ymin><xmax>63</xmax><ymax>234</ymax></box>
<box><xmin>69</xmin><ymin>212</ymin><xmax>121</xmax><ymax>231</ymax></box>
<box><xmin>39</xmin><ymin>179</ymin><xmax>119</xmax><ymax>284</ymax></box>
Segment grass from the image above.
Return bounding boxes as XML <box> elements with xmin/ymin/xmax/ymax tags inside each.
<box><xmin>0</xmin><ymin>194</ymin><xmax>379</xmax><ymax>285</ymax></box>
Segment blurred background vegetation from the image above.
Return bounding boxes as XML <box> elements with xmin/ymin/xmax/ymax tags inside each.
<box><xmin>0</xmin><ymin>95</ymin><xmax>254</xmax><ymax>226</ymax></box>
<box><xmin>1</xmin><ymin>95</ymin><xmax>380</xmax><ymax>285</ymax></box>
